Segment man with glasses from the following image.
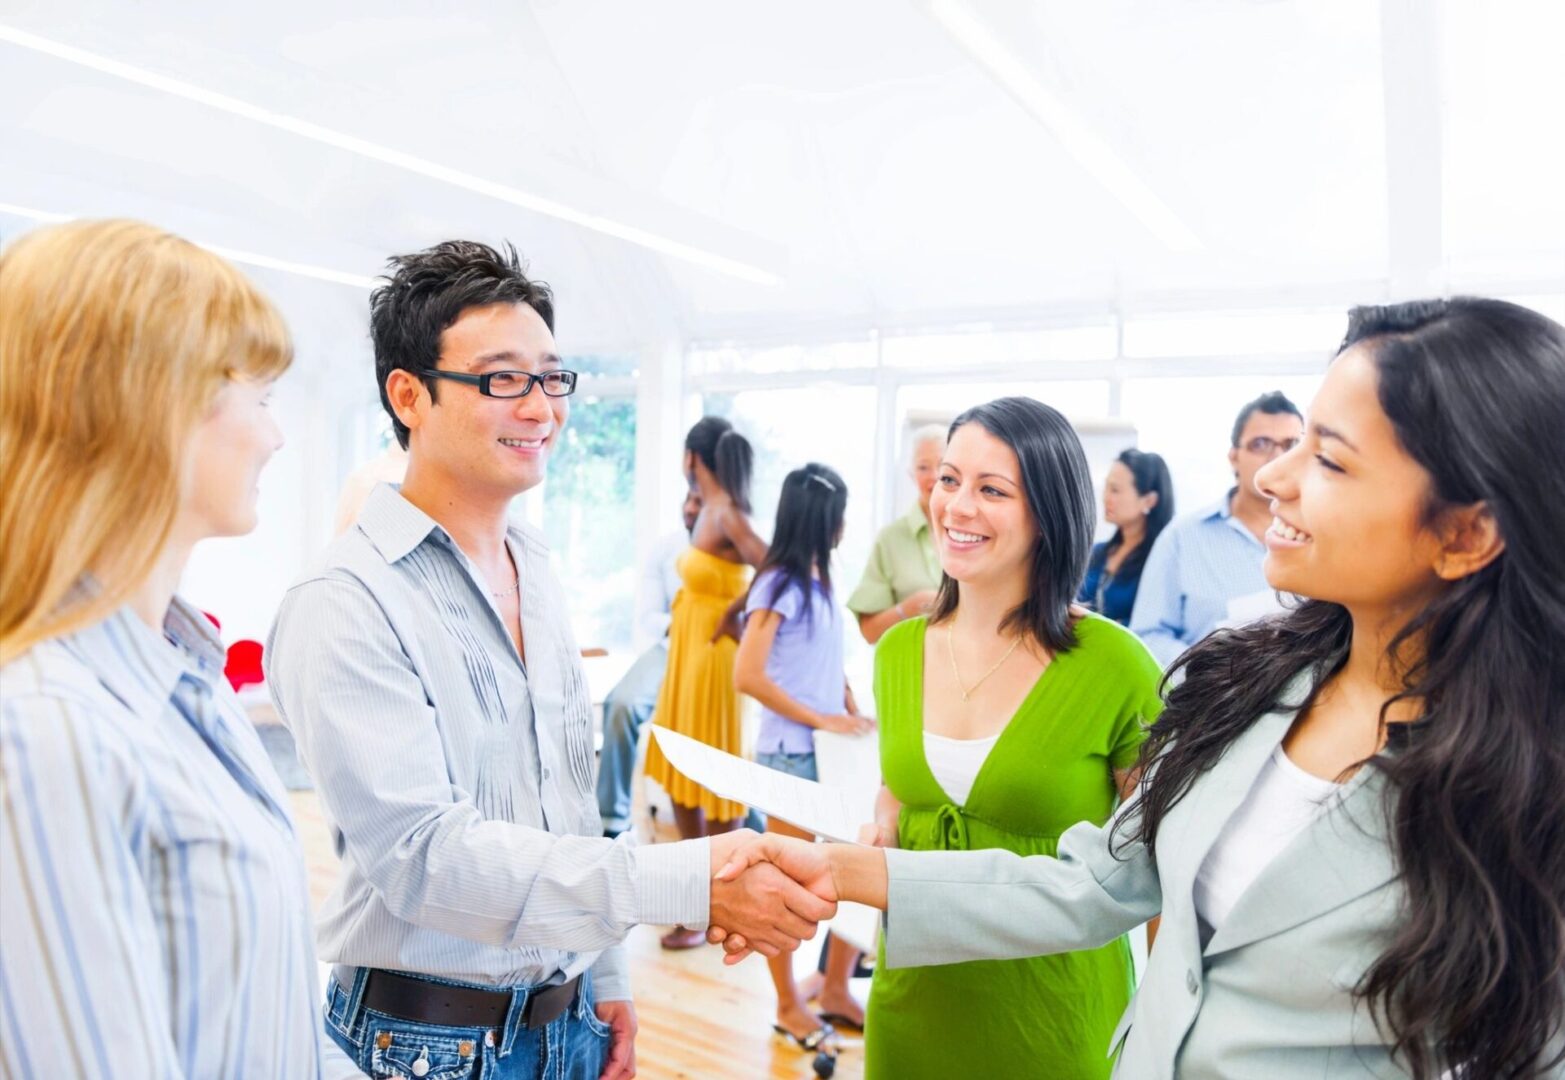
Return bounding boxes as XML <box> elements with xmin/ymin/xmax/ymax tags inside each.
<box><xmin>267</xmin><ymin>241</ymin><xmax>833</xmax><ymax>1080</ymax></box>
<box><xmin>1129</xmin><ymin>391</ymin><xmax>1304</xmax><ymax>667</ymax></box>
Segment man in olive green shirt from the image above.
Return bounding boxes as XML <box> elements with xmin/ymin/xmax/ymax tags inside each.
<box><xmin>848</xmin><ymin>426</ymin><xmax>945</xmax><ymax>644</ymax></box>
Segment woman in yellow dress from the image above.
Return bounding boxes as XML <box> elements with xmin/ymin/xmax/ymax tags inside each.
<box><xmin>646</xmin><ymin>416</ymin><xmax>770</xmax><ymax>948</ymax></box>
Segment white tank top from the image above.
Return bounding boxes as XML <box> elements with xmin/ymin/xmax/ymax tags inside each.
<box><xmin>1192</xmin><ymin>744</ymin><xmax>1342</xmax><ymax>940</ymax></box>
<box><xmin>923</xmin><ymin>729</ymin><xmax>1002</xmax><ymax>805</ymax></box>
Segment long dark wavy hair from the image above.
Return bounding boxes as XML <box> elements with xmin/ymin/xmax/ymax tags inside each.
<box><xmin>1099</xmin><ymin>447</ymin><xmax>1174</xmax><ymax>580</ymax></box>
<box><xmin>1119</xmin><ymin>298</ymin><xmax>1565</xmax><ymax>1078</ymax></box>
<box><xmin>756</xmin><ymin>463</ymin><xmax>847</xmax><ymax>626</ymax></box>
<box><xmin>685</xmin><ymin>415</ymin><xmax>754</xmax><ymax>514</ymax></box>
<box><xmin>927</xmin><ymin>396</ymin><xmax>1096</xmax><ymax>653</ymax></box>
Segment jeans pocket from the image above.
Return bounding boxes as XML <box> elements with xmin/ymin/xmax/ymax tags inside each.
<box><xmin>361</xmin><ymin>1012</ymin><xmax>485</xmax><ymax>1080</ymax></box>
<box><xmin>578</xmin><ymin>1005</ymin><xmax>612</xmax><ymax>1040</ymax></box>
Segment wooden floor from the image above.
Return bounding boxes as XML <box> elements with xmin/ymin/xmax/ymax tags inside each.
<box><xmin>291</xmin><ymin>791</ymin><xmax>868</xmax><ymax>1080</ymax></box>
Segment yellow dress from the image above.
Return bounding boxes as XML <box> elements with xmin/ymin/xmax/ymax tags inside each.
<box><xmin>645</xmin><ymin>547</ymin><xmax>751</xmax><ymax>821</ymax></box>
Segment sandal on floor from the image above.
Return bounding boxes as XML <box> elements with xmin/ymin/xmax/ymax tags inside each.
<box><xmin>772</xmin><ymin>1022</ymin><xmax>836</xmax><ymax>1053</ymax></box>
<box><xmin>816</xmin><ymin>1011</ymin><xmax>863</xmax><ymax>1034</ymax></box>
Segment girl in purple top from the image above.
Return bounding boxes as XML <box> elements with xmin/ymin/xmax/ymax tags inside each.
<box><xmin>735</xmin><ymin>462</ymin><xmax>874</xmax><ymax>1058</ymax></box>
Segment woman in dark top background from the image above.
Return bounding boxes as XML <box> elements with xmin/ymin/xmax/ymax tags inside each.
<box><xmin>1079</xmin><ymin>448</ymin><xmax>1173</xmax><ymax>624</ymax></box>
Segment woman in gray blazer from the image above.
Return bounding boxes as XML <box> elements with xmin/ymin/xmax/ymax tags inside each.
<box><xmin>713</xmin><ymin>298</ymin><xmax>1565</xmax><ymax>1080</ymax></box>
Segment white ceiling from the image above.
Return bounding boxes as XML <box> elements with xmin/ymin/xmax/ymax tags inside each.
<box><xmin>1</xmin><ymin>0</ymin><xmax>1561</xmax><ymax>361</ymax></box>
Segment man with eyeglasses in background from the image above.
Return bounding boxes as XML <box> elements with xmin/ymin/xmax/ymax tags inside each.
<box><xmin>1129</xmin><ymin>390</ymin><xmax>1305</xmax><ymax>667</ymax></box>
<box><xmin>267</xmin><ymin>241</ymin><xmax>834</xmax><ymax>1080</ymax></box>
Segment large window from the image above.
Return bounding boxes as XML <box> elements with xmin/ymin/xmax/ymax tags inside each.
<box><xmin>542</xmin><ymin>394</ymin><xmax>638</xmax><ymax>651</ymax></box>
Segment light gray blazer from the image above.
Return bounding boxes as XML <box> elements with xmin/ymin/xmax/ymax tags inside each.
<box><xmin>882</xmin><ymin>667</ymin><xmax>1493</xmax><ymax>1079</ymax></box>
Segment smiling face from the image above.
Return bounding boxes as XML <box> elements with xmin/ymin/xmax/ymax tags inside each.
<box><xmin>176</xmin><ymin>377</ymin><xmax>285</xmax><ymax>541</ymax></box>
<box><xmin>929</xmin><ymin>422</ymin><xmax>1038</xmax><ymax>588</ymax></box>
<box><xmin>391</xmin><ymin>301</ymin><xmax>567</xmax><ymax>498</ymax></box>
<box><xmin>1254</xmin><ymin>344</ymin><xmax>1450</xmax><ymax>617</ymax></box>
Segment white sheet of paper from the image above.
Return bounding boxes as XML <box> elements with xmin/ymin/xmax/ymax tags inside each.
<box><xmin>650</xmin><ymin>726</ymin><xmax>865</xmax><ymax>842</ymax></box>
<box><xmin>809</xmin><ymin>729</ymin><xmax>884</xmax><ymax>952</ymax></box>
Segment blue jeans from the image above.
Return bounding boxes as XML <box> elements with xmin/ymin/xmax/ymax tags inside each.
<box><xmin>596</xmin><ymin>641</ymin><xmax>667</xmax><ymax>834</ymax></box>
<box><xmin>755</xmin><ymin>750</ymin><xmax>818</xmax><ymax>782</ymax></box>
<box><xmin>325</xmin><ymin>968</ymin><xmax>609</xmax><ymax>1080</ymax></box>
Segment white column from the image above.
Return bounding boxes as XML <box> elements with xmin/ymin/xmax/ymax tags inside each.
<box><xmin>1380</xmin><ymin>0</ymin><xmax>1445</xmax><ymax>300</ymax></box>
<box><xmin>632</xmin><ymin>339</ymin><xmax>686</xmax><ymax>615</ymax></box>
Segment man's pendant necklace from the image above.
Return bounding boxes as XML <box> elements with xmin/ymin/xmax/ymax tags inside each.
<box><xmin>946</xmin><ymin>611</ymin><xmax>1021</xmax><ymax>703</ymax></box>
<box><xmin>491</xmin><ymin>576</ymin><xmax>520</xmax><ymax>599</ymax></box>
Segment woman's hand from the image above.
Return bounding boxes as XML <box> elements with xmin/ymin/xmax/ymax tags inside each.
<box><xmin>813</xmin><ymin>711</ymin><xmax>876</xmax><ymax>736</ymax></box>
<box><xmin>856</xmin><ymin>821</ymin><xmax>898</xmax><ymax>848</ymax></box>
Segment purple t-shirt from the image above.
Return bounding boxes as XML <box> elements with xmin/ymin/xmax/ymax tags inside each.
<box><xmin>743</xmin><ymin>567</ymin><xmax>845</xmax><ymax>755</ymax></box>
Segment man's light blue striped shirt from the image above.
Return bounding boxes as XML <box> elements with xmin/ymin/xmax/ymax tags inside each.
<box><xmin>0</xmin><ymin>598</ymin><xmax>323</xmax><ymax>1078</ymax></box>
<box><xmin>265</xmin><ymin>484</ymin><xmax>708</xmax><ymax>1001</ymax></box>
<box><xmin>1128</xmin><ymin>491</ymin><xmax>1272</xmax><ymax>667</ymax></box>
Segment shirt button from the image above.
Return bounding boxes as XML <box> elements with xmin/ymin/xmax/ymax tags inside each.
<box><xmin>1186</xmin><ymin>969</ymin><xmax>1199</xmax><ymax>995</ymax></box>
<box><xmin>542</xmin><ymin>768</ymin><xmax>551</xmax><ymax>780</ymax></box>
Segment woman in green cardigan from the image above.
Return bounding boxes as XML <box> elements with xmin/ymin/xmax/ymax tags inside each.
<box><xmin>858</xmin><ymin>397</ymin><xmax>1161</xmax><ymax>1079</ymax></box>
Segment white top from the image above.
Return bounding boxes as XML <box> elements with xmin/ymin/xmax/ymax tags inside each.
<box><xmin>1193</xmin><ymin>744</ymin><xmax>1342</xmax><ymax>939</ymax></box>
<box><xmin>923</xmin><ymin>729</ymin><xmax>1002</xmax><ymax>805</ymax></box>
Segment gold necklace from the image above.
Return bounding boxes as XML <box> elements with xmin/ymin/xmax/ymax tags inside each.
<box><xmin>945</xmin><ymin>612</ymin><xmax>1022</xmax><ymax>703</ymax></box>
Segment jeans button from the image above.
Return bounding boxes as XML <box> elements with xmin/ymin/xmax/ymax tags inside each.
<box><xmin>1186</xmin><ymin>969</ymin><xmax>1199</xmax><ymax>995</ymax></box>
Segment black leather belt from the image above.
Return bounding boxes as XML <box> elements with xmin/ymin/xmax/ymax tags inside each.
<box><xmin>336</xmin><ymin>966</ymin><xmax>580</xmax><ymax>1031</ymax></box>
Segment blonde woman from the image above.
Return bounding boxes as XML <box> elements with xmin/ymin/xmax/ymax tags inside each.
<box><xmin>0</xmin><ymin>220</ymin><xmax>324</xmax><ymax>1076</ymax></box>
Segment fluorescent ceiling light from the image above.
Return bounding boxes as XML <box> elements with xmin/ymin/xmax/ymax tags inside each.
<box><xmin>0</xmin><ymin>24</ymin><xmax>782</xmax><ymax>286</ymax></box>
<box><xmin>925</xmin><ymin>0</ymin><xmax>1201</xmax><ymax>252</ymax></box>
<box><xmin>0</xmin><ymin>201</ymin><xmax>377</xmax><ymax>287</ymax></box>
<box><xmin>0</xmin><ymin>201</ymin><xmax>72</xmax><ymax>223</ymax></box>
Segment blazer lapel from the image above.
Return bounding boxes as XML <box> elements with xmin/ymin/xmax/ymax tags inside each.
<box><xmin>1159</xmin><ymin>668</ymin><xmax>1319</xmax><ymax>897</ymax></box>
<box><xmin>1204</xmin><ymin>752</ymin><xmax>1399</xmax><ymax>957</ymax></box>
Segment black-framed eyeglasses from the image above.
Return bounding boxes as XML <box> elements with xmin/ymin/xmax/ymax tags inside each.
<box><xmin>1240</xmin><ymin>435</ymin><xmax>1300</xmax><ymax>456</ymax></box>
<box><xmin>419</xmin><ymin>367</ymin><xmax>578</xmax><ymax>399</ymax></box>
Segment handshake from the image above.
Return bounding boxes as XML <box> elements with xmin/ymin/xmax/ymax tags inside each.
<box><xmin>703</xmin><ymin>827</ymin><xmax>891</xmax><ymax>965</ymax></box>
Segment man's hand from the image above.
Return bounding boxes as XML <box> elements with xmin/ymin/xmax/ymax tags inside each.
<box><xmin>708</xmin><ymin>833</ymin><xmax>839</xmax><ymax>965</ymax></box>
<box><xmin>594</xmin><ymin>1000</ymin><xmax>637</xmax><ymax>1080</ymax></box>
<box><xmin>707</xmin><ymin>831</ymin><xmax>835</xmax><ymax>959</ymax></box>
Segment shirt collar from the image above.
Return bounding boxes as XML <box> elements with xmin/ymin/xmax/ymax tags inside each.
<box><xmin>356</xmin><ymin>481</ymin><xmax>539</xmax><ymax>566</ymax></box>
<box><xmin>1199</xmin><ymin>487</ymin><xmax>1240</xmax><ymax>522</ymax></box>
<box><xmin>357</xmin><ymin>482</ymin><xmax>447</xmax><ymax>563</ymax></box>
<box><xmin>61</xmin><ymin>596</ymin><xmax>225</xmax><ymax>720</ymax></box>
<box><xmin>902</xmin><ymin>501</ymin><xmax>932</xmax><ymax>537</ymax></box>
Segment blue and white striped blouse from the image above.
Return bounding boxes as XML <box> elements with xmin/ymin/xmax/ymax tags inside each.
<box><xmin>265</xmin><ymin>484</ymin><xmax>708</xmax><ymax>1002</ymax></box>
<box><xmin>0</xmin><ymin>598</ymin><xmax>323</xmax><ymax>1078</ymax></box>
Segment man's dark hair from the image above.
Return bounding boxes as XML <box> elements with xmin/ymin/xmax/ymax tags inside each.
<box><xmin>369</xmin><ymin>240</ymin><xmax>554</xmax><ymax>449</ymax></box>
<box><xmin>1229</xmin><ymin>390</ymin><xmax>1302</xmax><ymax>447</ymax></box>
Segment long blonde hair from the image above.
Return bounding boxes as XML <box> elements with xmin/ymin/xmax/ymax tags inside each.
<box><xmin>0</xmin><ymin>219</ymin><xmax>293</xmax><ymax>661</ymax></box>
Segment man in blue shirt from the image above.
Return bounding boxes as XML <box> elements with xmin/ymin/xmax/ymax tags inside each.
<box><xmin>1130</xmin><ymin>391</ymin><xmax>1304</xmax><ymax>667</ymax></box>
